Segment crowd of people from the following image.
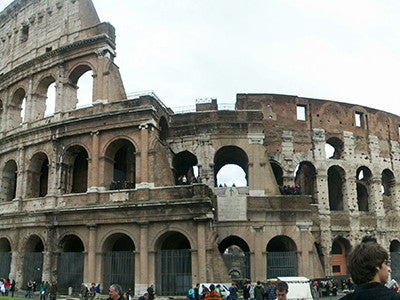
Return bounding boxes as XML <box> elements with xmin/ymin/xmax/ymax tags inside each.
<box><xmin>110</xmin><ymin>181</ymin><xmax>135</xmax><ymax>190</ymax></box>
<box><xmin>177</xmin><ymin>175</ymin><xmax>201</xmax><ymax>185</ymax></box>
<box><xmin>0</xmin><ymin>278</ymin><xmax>15</xmax><ymax>296</ymax></box>
<box><xmin>279</xmin><ymin>185</ymin><xmax>301</xmax><ymax>195</ymax></box>
<box><xmin>187</xmin><ymin>281</ymin><xmax>288</xmax><ymax>300</ymax></box>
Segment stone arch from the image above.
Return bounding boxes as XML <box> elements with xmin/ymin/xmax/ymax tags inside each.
<box><xmin>328</xmin><ymin>165</ymin><xmax>345</xmax><ymax>211</ymax></box>
<box><xmin>33</xmin><ymin>75</ymin><xmax>56</xmax><ymax>120</ymax></box>
<box><xmin>218</xmin><ymin>235</ymin><xmax>250</xmax><ymax>280</ymax></box>
<box><xmin>331</xmin><ymin>237</ymin><xmax>351</xmax><ymax>276</ymax></box>
<box><xmin>0</xmin><ymin>159</ymin><xmax>18</xmax><ymax>202</ymax></box>
<box><xmin>356</xmin><ymin>166</ymin><xmax>372</xmax><ymax>212</ymax></box>
<box><xmin>57</xmin><ymin>234</ymin><xmax>85</xmax><ymax>293</ymax></box>
<box><xmin>390</xmin><ymin>240</ymin><xmax>400</xmax><ymax>281</ymax></box>
<box><xmin>61</xmin><ymin>145</ymin><xmax>89</xmax><ymax>194</ymax></box>
<box><xmin>155</xmin><ymin>231</ymin><xmax>192</xmax><ymax>296</ymax></box>
<box><xmin>159</xmin><ymin>116</ymin><xmax>169</xmax><ymax>141</ymax></box>
<box><xmin>104</xmin><ymin>138</ymin><xmax>136</xmax><ymax>190</ymax></box>
<box><xmin>172</xmin><ymin>150</ymin><xmax>198</xmax><ymax>185</ymax></box>
<box><xmin>8</xmin><ymin>87</ymin><xmax>26</xmax><ymax>129</ymax></box>
<box><xmin>68</xmin><ymin>63</ymin><xmax>95</xmax><ymax>108</ymax></box>
<box><xmin>266</xmin><ymin>235</ymin><xmax>298</xmax><ymax>278</ymax></box>
<box><xmin>214</xmin><ymin>145</ymin><xmax>249</xmax><ymax>187</ymax></box>
<box><xmin>26</xmin><ymin>152</ymin><xmax>49</xmax><ymax>198</ymax></box>
<box><xmin>326</xmin><ymin>137</ymin><xmax>344</xmax><ymax>159</ymax></box>
<box><xmin>102</xmin><ymin>233</ymin><xmax>135</xmax><ymax>292</ymax></box>
<box><xmin>270</xmin><ymin>159</ymin><xmax>283</xmax><ymax>187</ymax></box>
<box><xmin>382</xmin><ymin>169</ymin><xmax>395</xmax><ymax>210</ymax></box>
<box><xmin>0</xmin><ymin>237</ymin><xmax>11</xmax><ymax>279</ymax></box>
<box><xmin>295</xmin><ymin>161</ymin><xmax>316</xmax><ymax>199</ymax></box>
<box><xmin>23</xmin><ymin>234</ymin><xmax>44</xmax><ymax>285</ymax></box>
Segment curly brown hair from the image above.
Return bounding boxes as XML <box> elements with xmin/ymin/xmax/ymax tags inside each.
<box><xmin>347</xmin><ymin>241</ymin><xmax>388</xmax><ymax>285</ymax></box>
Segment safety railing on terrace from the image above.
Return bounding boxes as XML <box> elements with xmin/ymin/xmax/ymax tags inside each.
<box><xmin>126</xmin><ymin>90</ymin><xmax>169</xmax><ymax>111</ymax></box>
<box><xmin>171</xmin><ymin>103</ymin><xmax>236</xmax><ymax>114</ymax></box>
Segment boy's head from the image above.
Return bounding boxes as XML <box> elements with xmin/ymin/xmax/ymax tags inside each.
<box><xmin>347</xmin><ymin>241</ymin><xmax>390</xmax><ymax>285</ymax></box>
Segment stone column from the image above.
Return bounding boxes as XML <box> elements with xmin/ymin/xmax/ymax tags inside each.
<box><xmin>88</xmin><ymin>131</ymin><xmax>100</xmax><ymax>192</ymax></box>
<box><xmin>137</xmin><ymin>123</ymin><xmax>149</xmax><ymax>187</ymax></box>
<box><xmin>253</xmin><ymin>226</ymin><xmax>265</xmax><ymax>281</ymax></box>
<box><xmin>197</xmin><ymin>222</ymin><xmax>207</xmax><ymax>282</ymax></box>
<box><xmin>42</xmin><ymin>251</ymin><xmax>52</xmax><ymax>282</ymax></box>
<box><xmin>87</xmin><ymin>224</ymin><xmax>97</xmax><ymax>283</ymax></box>
<box><xmin>16</xmin><ymin>146</ymin><xmax>26</xmax><ymax>206</ymax></box>
<box><xmin>139</xmin><ymin>223</ymin><xmax>149</xmax><ymax>290</ymax></box>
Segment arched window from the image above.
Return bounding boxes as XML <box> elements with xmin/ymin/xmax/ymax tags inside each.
<box><xmin>105</xmin><ymin>139</ymin><xmax>136</xmax><ymax>190</ymax></box>
<box><xmin>331</xmin><ymin>238</ymin><xmax>351</xmax><ymax>276</ymax></box>
<box><xmin>26</xmin><ymin>152</ymin><xmax>49</xmax><ymax>198</ymax></box>
<box><xmin>69</xmin><ymin>65</ymin><xmax>93</xmax><ymax>108</ymax></box>
<box><xmin>0</xmin><ymin>238</ymin><xmax>11</xmax><ymax>279</ymax></box>
<box><xmin>270</xmin><ymin>160</ymin><xmax>283</xmax><ymax>186</ymax></box>
<box><xmin>35</xmin><ymin>76</ymin><xmax>56</xmax><ymax>119</ymax></box>
<box><xmin>295</xmin><ymin>161</ymin><xmax>316</xmax><ymax>199</ymax></box>
<box><xmin>172</xmin><ymin>151</ymin><xmax>198</xmax><ymax>185</ymax></box>
<box><xmin>326</xmin><ymin>137</ymin><xmax>343</xmax><ymax>159</ymax></box>
<box><xmin>214</xmin><ymin>146</ymin><xmax>248</xmax><ymax>187</ymax></box>
<box><xmin>8</xmin><ymin>88</ymin><xmax>26</xmax><ymax>129</ymax></box>
<box><xmin>61</xmin><ymin>146</ymin><xmax>88</xmax><ymax>194</ymax></box>
<box><xmin>1</xmin><ymin>160</ymin><xmax>18</xmax><ymax>202</ymax></box>
<box><xmin>328</xmin><ymin>166</ymin><xmax>345</xmax><ymax>210</ymax></box>
<box><xmin>23</xmin><ymin>235</ymin><xmax>44</xmax><ymax>285</ymax></box>
<box><xmin>356</xmin><ymin>166</ymin><xmax>371</xmax><ymax>212</ymax></box>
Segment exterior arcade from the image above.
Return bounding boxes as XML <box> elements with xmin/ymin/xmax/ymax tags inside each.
<box><xmin>1</xmin><ymin>0</ymin><xmax>400</xmax><ymax>296</ymax></box>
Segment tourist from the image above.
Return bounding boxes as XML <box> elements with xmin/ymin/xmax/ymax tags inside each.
<box><xmin>108</xmin><ymin>284</ymin><xmax>123</xmax><ymax>300</ymax></box>
<box><xmin>205</xmin><ymin>284</ymin><xmax>221</xmax><ymax>300</ymax></box>
<box><xmin>228</xmin><ymin>282</ymin><xmax>238</xmax><ymax>300</ymax></box>
<box><xmin>340</xmin><ymin>240</ymin><xmax>400</xmax><ymax>299</ymax></box>
<box><xmin>276</xmin><ymin>281</ymin><xmax>289</xmax><ymax>300</ymax></box>
<box><xmin>147</xmin><ymin>284</ymin><xmax>155</xmax><ymax>300</ymax></box>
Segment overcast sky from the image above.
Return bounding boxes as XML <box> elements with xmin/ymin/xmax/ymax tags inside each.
<box><xmin>2</xmin><ymin>0</ymin><xmax>400</xmax><ymax>115</ymax></box>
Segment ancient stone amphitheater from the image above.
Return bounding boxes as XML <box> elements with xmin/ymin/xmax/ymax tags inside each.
<box><xmin>1</xmin><ymin>0</ymin><xmax>400</xmax><ymax>296</ymax></box>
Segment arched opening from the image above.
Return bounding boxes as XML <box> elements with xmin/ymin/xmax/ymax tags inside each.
<box><xmin>105</xmin><ymin>139</ymin><xmax>136</xmax><ymax>190</ymax></box>
<box><xmin>382</xmin><ymin>169</ymin><xmax>395</xmax><ymax>210</ymax></box>
<box><xmin>159</xmin><ymin>116</ymin><xmax>169</xmax><ymax>141</ymax></box>
<box><xmin>8</xmin><ymin>88</ymin><xmax>26</xmax><ymax>129</ymax></box>
<box><xmin>218</xmin><ymin>236</ymin><xmax>250</xmax><ymax>280</ymax></box>
<box><xmin>331</xmin><ymin>238</ymin><xmax>350</xmax><ymax>276</ymax></box>
<box><xmin>156</xmin><ymin>232</ymin><xmax>191</xmax><ymax>296</ymax></box>
<box><xmin>214</xmin><ymin>146</ymin><xmax>248</xmax><ymax>187</ymax></box>
<box><xmin>23</xmin><ymin>235</ymin><xmax>44</xmax><ymax>285</ymax></box>
<box><xmin>326</xmin><ymin>137</ymin><xmax>343</xmax><ymax>159</ymax></box>
<box><xmin>103</xmin><ymin>233</ymin><xmax>135</xmax><ymax>293</ymax></box>
<box><xmin>391</xmin><ymin>240</ymin><xmax>400</xmax><ymax>282</ymax></box>
<box><xmin>0</xmin><ymin>160</ymin><xmax>18</xmax><ymax>202</ymax></box>
<box><xmin>328</xmin><ymin>166</ymin><xmax>345</xmax><ymax>211</ymax></box>
<box><xmin>61</xmin><ymin>146</ymin><xmax>88</xmax><ymax>194</ymax></box>
<box><xmin>57</xmin><ymin>235</ymin><xmax>84</xmax><ymax>293</ymax></box>
<box><xmin>266</xmin><ymin>236</ymin><xmax>298</xmax><ymax>278</ymax></box>
<box><xmin>295</xmin><ymin>161</ymin><xmax>316</xmax><ymax>199</ymax></box>
<box><xmin>26</xmin><ymin>152</ymin><xmax>49</xmax><ymax>198</ymax></box>
<box><xmin>270</xmin><ymin>160</ymin><xmax>283</xmax><ymax>187</ymax></box>
<box><xmin>69</xmin><ymin>65</ymin><xmax>93</xmax><ymax>108</ymax></box>
<box><xmin>172</xmin><ymin>151</ymin><xmax>198</xmax><ymax>185</ymax></box>
<box><xmin>0</xmin><ymin>238</ymin><xmax>11</xmax><ymax>279</ymax></box>
<box><xmin>356</xmin><ymin>166</ymin><xmax>371</xmax><ymax>212</ymax></box>
<box><xmin>45</xmin><ymin>82</ymin><xmax>56</xmax><ymax>117</ymax></box>
<box><xmin>36</xmin><ymin>76</ymin><xmax>56</xmax><ymax>119</ymax></box>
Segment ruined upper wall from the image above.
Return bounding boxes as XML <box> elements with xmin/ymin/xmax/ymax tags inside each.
<box><xmin>0</xmin><ymin>0</ymin><xmax>102</xmax><ymax>74</ymax></box>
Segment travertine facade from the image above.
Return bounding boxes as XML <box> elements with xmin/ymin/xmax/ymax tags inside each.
<box><xmin>1</xmin><ymin>0</ymin><xmax>400</xmax><ymax>296</ymax></box>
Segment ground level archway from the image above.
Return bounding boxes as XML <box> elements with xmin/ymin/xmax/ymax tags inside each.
<box><xmin>218</xmin><ymin>236</ymin><xmax>250</xmax><ymax>280</ymax></box>
<box><xmin>156</xmin><ymin>232</ymin><xmax>191</xmax><ymax>296</ymax></box>
<box><xmin>266</xmin><ymin>236</ymin><xmax>298</xmax><ymax>278</ymax></box>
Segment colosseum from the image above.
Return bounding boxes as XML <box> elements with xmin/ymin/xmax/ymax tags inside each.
<box><xmin>1</xmin><ymin>0</ymin><xmax>400</xmax><ymax>296</ymax></box>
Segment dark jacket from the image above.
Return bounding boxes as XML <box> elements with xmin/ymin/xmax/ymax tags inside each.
<box><xmin>254</xmin><ymin>285</ymin><xmax>264</xmax><ymax>300</ymax></box>
<box><xmin>340</xmin><ymin>282</ymin><xmax>400</xmax><ymax>300</ymax></box>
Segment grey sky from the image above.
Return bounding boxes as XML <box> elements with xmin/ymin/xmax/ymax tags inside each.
<box><xmin>2</xmin><ymin>0</ymin><xmax>400</xmax><ymax>114</ymax></box>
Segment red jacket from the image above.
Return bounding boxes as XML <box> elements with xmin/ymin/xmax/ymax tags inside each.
<box><xmin>205</xmin><ymin>291</ymin><xmax>221</xmax><ymax>300</ymax></box>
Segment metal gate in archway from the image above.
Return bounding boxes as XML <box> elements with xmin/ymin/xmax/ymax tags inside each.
<box><xmin>103</xmin><ymin>251</ymin><xmax>135</xmax><ymax>293</ymax></box>
<box><xmin>267</xmin><ymin>252</ymin><xmax>298</xmax><ymax>278</ymax></box>
<box><xmin>222</xmin><ymin>252</ymin><xmax>250</xmax><ymax>280</ymax></box>
<box><xmin>57</xmin><ymin>252</ymin><xmax>84</xmax><ymax>293</ymax></box>
<box><xmin>156</xmin><ymin>249</ymin><xmax>191</xmax><ymax>296</ymax></box>
<box><xmin>0</xmin><ymin>252</ymin><xmax>11</xmax><ymax>278</ymax></box>
<box><xmin>391</xmin><ymin>252</ymin><xmax>400</xmax><ymax>281</ymax></box>
<box><xmin>23</xmin><ymin>252</ymin><xmax>43</xmax><ymax>284</ymax></box>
